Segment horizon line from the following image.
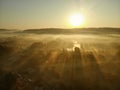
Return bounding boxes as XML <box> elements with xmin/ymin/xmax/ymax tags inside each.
<box><xmin>0</xmin><ymin>27</ymin><xmax>120</xmax><ymax>31</ymax></box>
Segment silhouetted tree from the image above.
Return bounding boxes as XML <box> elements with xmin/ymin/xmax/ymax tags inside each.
<box><xmin>2</xmin><ymin>72</ymin><xmax>23</xmax><ymax>90</ymax></box>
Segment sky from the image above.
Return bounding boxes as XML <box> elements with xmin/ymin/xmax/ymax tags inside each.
<box><xmin>0</xmin><ymin>0</ymin><xmax>120</xmax><ymax>29</ymax></box>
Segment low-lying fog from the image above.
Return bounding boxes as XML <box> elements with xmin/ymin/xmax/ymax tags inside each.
<box><xmin>0</xmin><ymin>30</ymin><xmax>120</xmax><ymax>90</ymax></box>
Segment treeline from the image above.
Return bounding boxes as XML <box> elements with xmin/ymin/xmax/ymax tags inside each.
<box><xmin>22</xmin><ymin>28</ymin><xmax>120</xmax><ymax>34</ymax></box>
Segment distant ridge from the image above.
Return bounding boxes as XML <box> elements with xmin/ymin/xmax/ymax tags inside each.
<box><xmin>0</xmin><ymin>29</ymin><xmax>18</xmax><ymax>31</ymax></box>
<box><xmin>22</xmin><ymin>28</ymin><xmax>120</xmax><ymax>34</ymax></box>
<box><xmin>0</xmin><ymin>28</ymin><xmax>120</xmax><ymax>34</ymax></box>
<box><xmin>0</xmin><ymin>29</ymin><xmax>10</xmax><ymax>31</ymax></box>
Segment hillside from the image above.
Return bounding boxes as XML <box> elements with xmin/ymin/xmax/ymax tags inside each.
<box><xmin>22</xmin><ymin>28</ymin><xmax>120</xmax><ymax>34</ymax></box>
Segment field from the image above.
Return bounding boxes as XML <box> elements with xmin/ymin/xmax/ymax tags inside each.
<box><xmin>0</xmin><ymin>28</ymin><xmax>120</xmax><ymax>90</ymax></box>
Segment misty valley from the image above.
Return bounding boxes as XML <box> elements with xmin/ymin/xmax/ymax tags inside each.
<box><xmin>0</xmin><ymin>28</ymin><xmax>120</xmax><ymax>90</ymax></box>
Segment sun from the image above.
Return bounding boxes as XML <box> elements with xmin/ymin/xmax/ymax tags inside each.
<box><xmin>69</xmin><ymin>13</ymin><xmax>84</xmax><ymax>27</ymax></box>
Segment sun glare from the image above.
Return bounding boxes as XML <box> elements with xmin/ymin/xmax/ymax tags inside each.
<box><xmin>69</xmin><ymin>13</ymin><xmax>84</xmax><ymax>27</ymax></box>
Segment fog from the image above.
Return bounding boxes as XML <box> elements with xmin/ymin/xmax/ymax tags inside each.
<box><xmin>0</xmin><ymin>29</ymin><xmax>120</xmax><ymax>90</ymax></box>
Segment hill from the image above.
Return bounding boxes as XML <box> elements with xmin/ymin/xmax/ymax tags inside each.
<box><xmin>22</xmin><ymin>28</ymin><xmax>120</xmax><ymax>34</ymax></box>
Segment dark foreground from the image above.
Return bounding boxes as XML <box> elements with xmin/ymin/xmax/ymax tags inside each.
<box><xmin>0</xmin><ymin>30</ymin><xmax>120</xmax><ymax>90</ymax></box>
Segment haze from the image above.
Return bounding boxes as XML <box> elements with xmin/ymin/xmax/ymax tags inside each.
<box><xmin>0</xmin><ymin>0</ymin><xmax>120</xmax><ymax>29</ymax></box>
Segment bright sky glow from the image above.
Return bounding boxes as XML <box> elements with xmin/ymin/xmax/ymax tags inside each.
<box><xmin>0</xmin><ymin>0</ymin><xmax>120</xmax><ymax>29</ymax></box>
<box><xmin>69</xmin><ymin>13</ymin><xmax>84</xmax><ymax>27</ymax></box>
